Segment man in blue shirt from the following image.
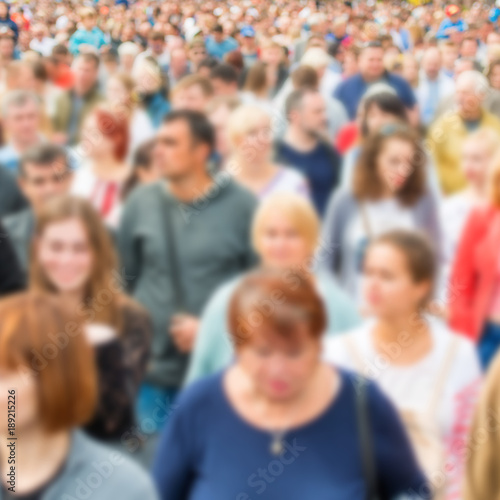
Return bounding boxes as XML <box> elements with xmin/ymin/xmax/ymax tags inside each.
<box><xmin>436</xmin><ymin>5</ymin><xmax>467</xmax><ymax>40</ymax></box>
<box><xmin>205</xmin><ymin>25</ymin><xmax>238</xmax><ymax>60</ymax></box>
<box><xmin>273</xmin><ymin>88</ymin><xmax>341</xmax><ymax>217</ymax></box>
<box><xmin>334</xmin><ymin>41</ymin><xmax>417</xmax><ymax>120</ymax></box>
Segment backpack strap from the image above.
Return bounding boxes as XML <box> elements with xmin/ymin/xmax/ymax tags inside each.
<box><xmin>354</xmin><ymin>375</ymin><xmax>380</xmax><ymax>500</ymax></box>
<box><xmin>426</xmin><ymin>336</ymin><xmax>460</xmax><ymax>418</ymax></box>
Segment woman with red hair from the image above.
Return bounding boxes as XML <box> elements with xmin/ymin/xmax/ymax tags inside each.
<box><xmin>71</xmin><ymin>107</ymin><xmax>130</xmax><ymax>227</ymax></box>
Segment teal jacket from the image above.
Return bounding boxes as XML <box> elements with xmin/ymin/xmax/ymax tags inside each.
<box><xmin>185</xmin><ymin>271</ymin><xmax>361</xmax><ymax>384</ymax></box>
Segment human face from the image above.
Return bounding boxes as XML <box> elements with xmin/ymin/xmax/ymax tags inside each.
<box><xmin>0</xmin><ymin>37</ymin><xmax>14</xmax><ymax>60</ymax></box>
<box><xmin>0</xmin><ymin>369</ymin><xmax>38</xmax><ymax>432</ymax></box>
<box><xmin>461</xmin><ymin>39</ymin><xmax>477</xmax><ymax>58</ymax></box>
<box><xmin>365</xmin><ymin>104</ymin><xmax>402</xmax><ymax>134</ymax></box>
<box><xmin>261</xmin><ymin>46</ymin><xmax>282</xmax><ymax>66</ymax></box>
<box><xmin>20</xmin><ymin>160</ymin><xmax>72</xmax><ymax>212</ymax></box>
<box><xmin>257</xmin><ymin>211</ymin><xmax>311</xmax><ymax>268</ymax></box>
<box><xmin>209</xmin><ymin>105</ymin><xmax>232</xmax><ymax>158</ymax></box>
<box><xmin>441</xmin><ymin>45</ymin><xmax>458</xmax><ymax>70</ymax></box>
<box><xmin>236</xmin><ymin>116</ymin><xmax>272</xmax><ymax>165</ymax></box>
<box><xmin>82</xmin><ymin>15</ymin><xmax>96</xmax><ymax>31</ymax></box>
<box><xmin>188</xmin><ymin>45</ymin><xmax>207</xmax><ymax>67</ymax></box>
<box><xmin>211</xmin><ymin>77</ymin><xmax>238</xmax><ymax>97</ymax></box>
<box><xmin>81</xmin><ymin>114</ymin><xmax>116</xmax><ymax>159</ymax></box>
<box><xmin>376</xmin><ymin>137</ymin><xmax>415</xmax><ymax>192</ymax></box>
<box><xmin>359</xmin><ymin>47</ymin><xmax>385</xmax><ymax>81</ymax></box>
<box><xmin>4</xmin><ymin>100</ymin><xmax>40</xmax><ymax>145</ymax></box>
<box><xmin>422</xmin><ymin>51</ymin><xmax>441</xmax><ymax>80</ymax></box>
<box><xmin>363</xmin><ymin>243</ymin><xmax>430</xmax><ymax>319</ymax></box>
<box><xmin>455</xmin><ymin>79</ymin><xmax>483</xmax><ymax>119</ymax></box>
<box><xmin>462</xmin><ymin>139</ymin><xmax>492</xmax><ymax>188</ymax></box>
<box><xmin>490</xmin><ymin>65</ymin><xmax>500</xmax><ymax>90</ymax></box>
<box><xmin>238</xmin><ymin>324</ymin><xmax>320</xmax><ymax>401</ymax></box>
<box><xmin>154</xmin><ymin>119</ymin><xmax>208</xmax><ymax>180</ymax></box>
<box><xmin>298</xmin><ymin>93</ymin><xmax>327</xmax><ymax>137</ymax></box>
<box><xmin>106</xmin><ymin>77</ymin><xmax>130</xmax><ymax>108</ymax></box>
<box><xmin>36</xmin><ymin>218</ymin><xmax>94</xmax><ymax>294</ymax></box>
<box><xmin>73</xmin><ymin>59</ymin><xmax>98</xmax><ymax>95</ymax></box>
<box><xmin>172</xmin><ymin>84</ymin><xmax>208</xmax><ymax>112</ymax></box>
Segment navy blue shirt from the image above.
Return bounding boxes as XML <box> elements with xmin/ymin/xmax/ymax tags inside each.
<box><xmin>274</xmin><ymin>140</ymin><xmax>340</xmax><ymax>217</ymax></box>
<box><xmin>152</xmin><ymin>370</ymin><xmax>426</xmax><ymax>500</ymax></box>
<box><xmin>334</xmin><ymin>72</ymin><xmax>417</xmax><ymax>120</ymax></box>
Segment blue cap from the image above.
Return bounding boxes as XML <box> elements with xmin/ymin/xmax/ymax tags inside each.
<box><xmin>240</xmin><ymin>25</ymin><xmax>256</xmax><ymax>38</ymax></box>
<box><xmin>490</xmin><ymin>7</ymin><xmax>500</xmax><ymax>22</ymax></box>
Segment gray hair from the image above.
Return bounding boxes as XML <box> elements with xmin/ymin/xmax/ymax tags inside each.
<box><xmin>2</xmin><ymin>90</ymin><xmax>40</xmax><ymax>118</ymax></box>
<box><xmin>456</xmin><ymin>70</ymin><xmax>489</xmax><ymax>97</ymax></box>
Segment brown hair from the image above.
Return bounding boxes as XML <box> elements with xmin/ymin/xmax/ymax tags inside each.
<box><xmin>291</xmin><ymin>65</ymin><xmax>319</xmax><ymax>89</ymax></box>
<box><xmin>371</xmin><ymin>230</ymin><xmax>436</xmax><ymax>303</ymax></box>
<box><xmin>243</xmin><ymin>61</ymin><xmax>269</xmax><ymax>94</ymax></box>
<box><xmin>30</xmin><ymin>196</ymin><xmax>122</xmax><ymax>329</ymax></box>
<box><xmin>0</xmin><ymin>293</ymin><xmax>97</xmax><ymax>431</ymax></box>
<box><xmin>353</xmin><ymin>126</ymin><xmax>426</xmax><ymax>206</ymax></box>
<box><xmin>228</xmin><ymin>268</ymin><xmax>327</xmax><ymax>348</ymax></box>
<box><xmin>172</xmin><ymin>74</ymin><xmax>214</xmax><ymax>98</ymax></box>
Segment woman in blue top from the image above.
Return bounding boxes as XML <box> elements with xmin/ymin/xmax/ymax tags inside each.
<box><xmin>185</xmin><ymin>192</ymin><xmax>361</xmax><ymax>384</ymax></box>
<box><xmin>153</xmin><ymin>268</ymin><xmax>427</xmax><ymax>499</ymax></box>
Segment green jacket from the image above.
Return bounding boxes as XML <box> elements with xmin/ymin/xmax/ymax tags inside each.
<box><xmin>52</xmin><ymin>86</ymin><xmax>103</xmax><ymax>144</ymax></box>
<box><xmin>118</xmin><ymin>177</ymin><xmax>258</xmax><ymax>388</ymax></box>
<box><xmin>185</xmin><ymin>271</ymin><xmax>361</xmax><ymax>385</ymax></box>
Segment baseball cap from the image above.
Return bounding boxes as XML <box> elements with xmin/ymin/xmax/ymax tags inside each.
<box><xmin>240</xmin><ymin>25</ymin><xmax>256</xmax><ymax>38</ymax></box>
<box><xmin>445</xmin><ymin>5</ymin><xmax>460</xmax><ymax>17</ymax></box>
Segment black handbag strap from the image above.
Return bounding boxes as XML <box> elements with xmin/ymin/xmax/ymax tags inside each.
<box><xmin>162</xmin><ymin>193</ymin><xmax>185</xmax><ymax>312</ymax></box>
<box><xmin>354</xmin><ymin>376</ymin><xmax>380</xmax><ymax>500</ymax></box>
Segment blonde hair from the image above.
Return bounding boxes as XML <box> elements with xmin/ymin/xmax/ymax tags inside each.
<box><xmin>464</xmin><ymin>127</ymin><xmax>500</xmax><ymax>158</ymax></box>
<box><xmin>227</xmin><ymin>104</ymin><xmax>271</xmax><ymax>149</ymax></box>
<box><xmin>489</xmin><ymin>149</ymin><xmax>500</xmax><ymax>207</ymax></box>
<box><xmin>252</xmin><ymin>193</ymin><xmax>320</xmax><ymax>256</ymax></box>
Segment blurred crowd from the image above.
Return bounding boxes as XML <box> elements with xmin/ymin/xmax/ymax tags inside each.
<box><xmin>2</xmin><ymin>0</ymin><xmax>500</xmax><ymax>499</ymax></box>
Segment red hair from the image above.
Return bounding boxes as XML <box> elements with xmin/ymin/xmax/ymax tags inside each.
<box><xmin>94</xmin><ymin>108</ymin><xmax>129</xmax><ymax>162</ymax></box>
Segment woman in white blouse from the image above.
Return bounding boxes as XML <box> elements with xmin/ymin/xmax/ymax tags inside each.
<box><xmin>324</xmin><ymin>230</ymin><xmax>481</xmax><ymax>500</ymax></box>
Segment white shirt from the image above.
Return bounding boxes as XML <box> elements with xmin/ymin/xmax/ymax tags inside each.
<box><xmin>30</xmin><ymin>37</ymin><xmax>57</xmax><ymax>57</ymax></box>
<box><xmin>324</xmin><ymin>317</ymin><xmax>481</xmax><ymax>497</ymax></box>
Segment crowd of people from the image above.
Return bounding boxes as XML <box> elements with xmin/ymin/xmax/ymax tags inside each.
<box><xmin>1</xmin><ymin>0</ymin><xmax>500</xmax><ymax>498</ymax></box>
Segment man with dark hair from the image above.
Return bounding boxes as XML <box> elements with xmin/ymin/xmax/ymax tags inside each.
<box><xmin>119</xmin><ymin>110</ymin><xmax>257</xmax><ymax>432</ymax></box>
<box><xmin>274</xmin><ymin>88</ymin><xmax>341</xmax><ymax>217</ymax></box>
<box><xmin>206</xmin><ymin>24</ymin><xmax>238</xmax><ymax>60</ymax></box>
<box><xmin>52</xmin><ymin>52</ymin><xmax>102</xmax><ymax>145</ymax></box>
<box><xmin>2</xmin><ymin>144</ymin><xmax>72</xmax><ymax>274</ymax></box>
<box><xmin>210</xmin><ymin>63</ymin><xmax>239</xmax><ymax>96</ymax></box>
<box><xmin>334</xmin><ymin>41</ymin><xmax>417</xmax><ymax>120</ymax></box>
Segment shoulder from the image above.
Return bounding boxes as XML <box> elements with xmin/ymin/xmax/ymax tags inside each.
<box><xmin>68</xmin><ymin>432</ymin><xmax>158</xmax><ymax>499</ymax></box>
<box><xmin>337</xmin><ymin>73</ymin><xmax>362</xmax><ymax>89</ymax></box>
<box><xmin>125</xmin><ymin>181</ymin><xmax>163</xmax><ymax>208</ymax></box>
<box><xmin>175</xmin><ymin>373</ymin><xmax>223</xmax><ymax>415</ymax></box>
<box><xmin>117</xmin><ymin>294</ymin><xmax>150</xmax><ymax>322</ymax></box>
<box><xmin>3</xmin><ymin>208</ymin><xmax>31</xmax><ymax>234</ymax></box>
<box><xmin>218</xmin><ymin>176</ymin><xmax>257</xmax><ymax>210</ymax></box>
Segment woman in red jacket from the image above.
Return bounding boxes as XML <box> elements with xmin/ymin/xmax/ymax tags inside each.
<box><xmin>449</xmin><ymin>155</ymin><xmax>500</xmax><ymax>369</ymax></box>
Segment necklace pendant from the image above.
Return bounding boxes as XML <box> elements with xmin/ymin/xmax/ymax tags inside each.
<box><xmin>270</xmin><ymin>438</ymin><xmax>284</xmax><ymax>456</ymax></box>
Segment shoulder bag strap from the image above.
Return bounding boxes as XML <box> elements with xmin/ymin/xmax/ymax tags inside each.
<box><xmin>161</xmin><ymin>192</ymin><xmax>186</xmax><ymax>312</ymax></box>
<box><xmin>354</xmin><ymin>375</ymin><xmax>380</xmax><ymax>500</ymax></box>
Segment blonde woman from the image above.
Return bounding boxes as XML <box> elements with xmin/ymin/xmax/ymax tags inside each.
<box><xmin>186</xmin><ymin>192</ymin><xmax>360</xmax><ymax>383</ymax></box>
<box><xmin>226</xmin><ymin>105</ymin><xmax>309</xmax><ymax>199</ymax></box>
<box><xmin>449</xmin><ymin>148</ymin><xmax>500</xmax><ymax>368</ymax></box>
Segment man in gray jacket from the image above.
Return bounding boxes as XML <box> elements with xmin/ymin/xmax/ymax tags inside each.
<box><xmin>118</xmin><ymin>110</ymin><xmax>258</xmax><ymax>432</ymax></box>
<box><xmin>3</xmin><ymin>144</ymin><xmax>72</xmax><ymax>277</ymax></box>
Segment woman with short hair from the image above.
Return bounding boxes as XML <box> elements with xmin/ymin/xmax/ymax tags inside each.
<box><xmin>153</xmin><ymin>267</ymin><xmax>426</xmax><ymax>499</ymax></box>
<box><xmin>186</xmin><ymin>193</ymin><xmax>361</xmax><ymax>384</ymax></box>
